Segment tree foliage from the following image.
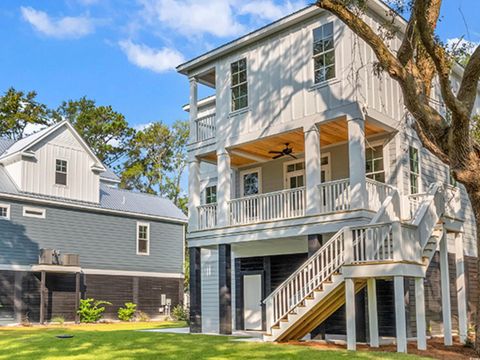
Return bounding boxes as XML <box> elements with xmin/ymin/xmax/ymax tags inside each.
<box><xmin>316</xmin><ymin>0</ymin><xmax>480</xmax><ymax>349</ymax></box>
<box><xmin>0</xmin><ymin>87</ymin><xmax>50</xmax><ymax>140</ymax></box>
<box><xmin>53</xmin><ymin>97</ymin><xmax>134</xmax><ymax>166</ymax></box>
<box><xmin>120</xmin><ymin>120</ymin><xmax>189</xmax><ymax>213</ymax></box>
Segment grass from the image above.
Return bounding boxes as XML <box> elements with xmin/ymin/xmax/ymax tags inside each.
<box><xmin>0</xmin><ymin>321</ymin><xmax>431</xmax><ymax>360</ymax></box>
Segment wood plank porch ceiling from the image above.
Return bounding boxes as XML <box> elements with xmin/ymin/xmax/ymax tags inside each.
<box><xmin>200</xmin><ymin>118</ymin><xmax>386</xmax><ymax>167</ymax></box>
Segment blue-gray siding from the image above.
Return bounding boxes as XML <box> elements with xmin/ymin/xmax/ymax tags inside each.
<box><xmin>0</xmin><ymin>198</ymin><xmax>184</xmax><ymax>274</ymax></box>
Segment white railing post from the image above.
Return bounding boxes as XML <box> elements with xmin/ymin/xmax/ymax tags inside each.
<box><xmin>455</xmin><ymin>232</ymin><xmax>468</xmax><ymax>344</ymax></box>
<box><xmin>348</xmin><ymin>118</ymin><xmax>367</xmax><ymax>210</ymax></box>
<box><xmin>304</xmin><ymin>125</ymin><xmax>322</xmax><ymax>215</ymax></box>
<box><xmin>392</xmin><ymin>221</ymin><xmax>402</xmax><ymax>261</ymax></box>
<box><xmin>217</xmin><ymin>150</ymin><xmax>231</xmax><ymax>227</ymax></box>
<box><xmin>344</xmin><ymin>228</ymin><xmax>353</xmax><ymax>264</ymax></box>
<box><xmin>188</xmin><ymin>158</ymin><xmax>200</xmax><ymax>231</ymax></box>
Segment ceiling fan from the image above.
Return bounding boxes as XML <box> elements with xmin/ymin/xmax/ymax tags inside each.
<box><xmin>269</xmin><ymin>143</ymin><xmax>297</xmax><ymax>160</ymax></box>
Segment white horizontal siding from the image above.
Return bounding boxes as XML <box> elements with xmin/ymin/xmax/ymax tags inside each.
<box><xmin>201</xmin><ymin>247</ymin><xmax>219</xmax><ymax>333</ymax></box>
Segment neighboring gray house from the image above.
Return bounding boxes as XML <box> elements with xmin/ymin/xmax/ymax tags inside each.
<box><xmin>0</xmin><ymin>121</ymin><xmax>187</xmax><ymax>324</ymax></box>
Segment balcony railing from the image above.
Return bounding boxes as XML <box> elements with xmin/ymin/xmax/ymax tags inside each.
<box><xmin>198</xmin><ymin>203</ymin><xmax>217</xmax><ymax>230</ymax></box>
<box><xmin>318</xmin><ymin>179</ymin><xmax>350</xmax><ymax>213</ymax></box>
<box><xmin>229</xmin><ymin>187</ymin><xmax>305</xmax><ymax>226</ymax></box>
<box><xmin>193</xmin><ymin>113</ymin><xmax>216</xmax><ymax>142</ymax></box>
<box><xmin>366</xmin><ymin>178</ymin><xmax>394</xmax><ymax>211</ymax></box>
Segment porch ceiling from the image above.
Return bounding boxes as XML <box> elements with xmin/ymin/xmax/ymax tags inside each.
<box><xmin>199</xmin><ymin>118</ymin><xmax>387</xmax><ymax>167</ymax></box>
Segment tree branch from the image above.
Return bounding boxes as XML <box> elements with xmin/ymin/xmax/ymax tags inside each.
<box><xmin>457</xmin><ymin>45</ymin><xmax>480</xmax><ymax>114</ymax></box>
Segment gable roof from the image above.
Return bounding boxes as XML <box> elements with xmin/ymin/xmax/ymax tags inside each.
<box><xmin>0</xmin><ymin>121</ymin><xmax>106</xmax><ymax>173</ymax></box>
<box><xmin>176</xmin><ymin>1</ymin><xmax>405</xmax><ymax>75</ymax></box>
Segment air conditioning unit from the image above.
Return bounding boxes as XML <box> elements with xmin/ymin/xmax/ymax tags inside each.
<box><xmin>39</xmin><ymin>249</ymin><xmax>54</xmax><ymax>265</ymax></box>
<box><xmin>61</xmin><ymin>254</ymin><xmax>80</xmax><ymax>267</ymax></box>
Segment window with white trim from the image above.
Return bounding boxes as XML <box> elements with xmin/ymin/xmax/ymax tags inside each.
<box><xmin>0</xmin><ymin>204</ymin><xmax>10</xmax><ymax>220</ymax></box>
<box><xmin>55</xmin><ymin>159</ymin><xmax>67</xmax><ymax>186</ymax></box>
<box><xmin>205</xmin><ymin>185</ymin><xmax>217</xmax><ymax>204</ymax></box>
<box><xmin>409</xmin><ymin>146</ymin><xmax>420</xmax><ymax>194</ymax></box>
<box><xmin>137</xmin><ymin>222</ymin><xmax>150</xmax><ymax>255</ymax></box>
<box><xmin>313</xmin><ymin>22</ymin><xmax>335</xmax><ymax>84</ymax></box>
<box><xmin>23</xmin><ymin>207</ymin><xmax>46</xmax><ymax>219</ymax></box>
<box><xmin>365</xmin><ymin>145</ymin><xmax>385</xmax><ymax>182</ymax></box>
<box><xmin>231</xmin><ymin>58</ymin><xmax>248</xmax><ymax>112</ymax></box>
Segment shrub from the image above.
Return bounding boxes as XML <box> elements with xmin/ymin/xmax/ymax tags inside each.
<box><xmin>51</xmin><ymin>315</ymin><xmax>65</xmax><ymax>325</ymax></box>
<box><xmin>136</xmin><ymin>310</ymin><xmax>150</xmax><ymax>322</ymax></box>
<box><xmin>118</xmin><ymin>302</ymin><xmax>137</xmax><ymax>322</ymax></box>
<box><xmin>77</xmin><ymin>298</ymin><xmax>111</xmax><ymax>323</ymax></box>
<box><xmin>171</xmin><ymin>304</ymin><xmax>189</xmax><ymax>322</ymax></box>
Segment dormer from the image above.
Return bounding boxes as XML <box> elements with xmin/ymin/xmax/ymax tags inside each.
<box><xmin>0</xmin><ymin>121</ymin><xmax>106</xmax><ymax>203</ymax></box>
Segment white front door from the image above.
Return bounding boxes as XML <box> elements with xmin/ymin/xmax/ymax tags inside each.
<box><xmin>321</xmin><ymin>154</ymin><xmax>331</xmax><ymax>182</ymax></box>
<box><xmin>243</xmin><ymin>274</ymin><xmax>262</xmax><ymax>330</ymax></box>
<box><xmin>284</xmin><ymin>160</ymin><xmax>305</xmax><ymax>189</ymax></box>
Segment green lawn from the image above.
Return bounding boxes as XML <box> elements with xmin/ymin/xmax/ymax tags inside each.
<box><xmin>0</xmin><ymin>321</ymin><xmax>430</xmax><ymax>360</ymax></box>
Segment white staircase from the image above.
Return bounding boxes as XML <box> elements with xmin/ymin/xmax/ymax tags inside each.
<box><xmin>263</xmin><ymin>182</ymin><xmax>447</xmax><ymax>342</ymax></box>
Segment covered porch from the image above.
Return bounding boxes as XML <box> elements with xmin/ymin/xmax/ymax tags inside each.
<box><xmin>189</xmin><ymin>117</ymin><xmax>396</xmax><ymax>231</ymax></box>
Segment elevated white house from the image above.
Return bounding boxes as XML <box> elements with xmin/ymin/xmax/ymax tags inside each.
<box><xmin>177</xmin><ymin>1</ymin><xmax>480</xmax><ymax>352</ymax></box>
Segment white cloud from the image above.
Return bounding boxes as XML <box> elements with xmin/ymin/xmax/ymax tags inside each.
<box><xmin>133</xmin><ymin>122</ymin><xmax>153</xmax><ymax>132</ymax></box>
<box><xmin>119</xmin><ymin>40</ymin><xmax>185</xmax><ymax>73</ymax></box>
<box><xmin>20</xmin><ymin>6</ymin><xmax>95</xmax><ymax>39</ymax></box>
<box><xmin>23</xmin><ymin>122</ymin><xmax>47</xmax><ymax>136</ymax></box>
<box><xmin>139</xmin><ymin>0</ymin><xmax>246</xmax><ymax>37</ymax></box>
<box><xmin>239</xmin><ymin>0</ymin><xmax>307</xmax><ymax>22</ymax></box>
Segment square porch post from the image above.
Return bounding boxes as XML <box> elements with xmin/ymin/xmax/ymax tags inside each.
<box><xmin>347</xmin><ymin>118</ymin><xmax>367</xmax><ymax>210</ymax></box>
<box><xmin>414</xmin><ymin>277</ymin><xmax>427</xmax><ymax>350</ymax></box>
<box><xmin>455</xmin><ymin>232</ymin><xmax>468</xmax><ymax>344</ymax></box>
<box><xmin>304</xmin><ymin>124</ymin><xmax>321</xmax><ymax>215</ymax></box>
<box><xmin>189</xmin><ymin>247</ymin><xmax>202</xmax><ymax>333</ymax></box>
<box><xmin>217</xmin><ymin>150</ymin><xmax>231</xmax><ymax>227</ymax></box>
<box><xmin>439</xmin><ymin>229</ymin><xmax>453</xmax><ymax>346</ymax></box>
<box><xmin>367</xmin><ymin>278</ymin><xmax>379</xmax><ymax>347</ymax></box>
<box><xmin>394</xmin><ymin>276</ymin><xmax>407</xmax><ymax>353</ymax></box>
<box><xmin>345</xmin><ymin>278</ymin><xmax>356</xmax><ymax>350</ymax></box>
<box><xmin>218</xmin><ymin>244</ymin><xmax>232</xmax><ymax>334</ymax></box>
<box><xmin>188</xmin><ymin>158</ymin><xmax>201</xmax><ymax>231</ymax></box>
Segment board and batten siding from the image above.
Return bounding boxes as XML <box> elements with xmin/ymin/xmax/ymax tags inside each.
<box><xmin>201</xmin><ymin>247</ymin><xmax>220</xmax><ymax>333</ymax></box>
<box><xmin>0</xmin><ymin>198</ymin><xmax>184</xmax><ymax>274</ymax></box>
<box><xmin>21</xmin><ymin>127</ymin><xmax>100</xmax><ymax>203</ymax></box>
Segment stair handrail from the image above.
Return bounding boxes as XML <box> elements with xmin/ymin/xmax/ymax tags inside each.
<box><xmin>263</xmin><ymin>183</ymin><xmax>401</xmax><ymax>330</ymax></box>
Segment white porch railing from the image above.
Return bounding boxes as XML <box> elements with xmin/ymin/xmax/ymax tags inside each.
<box><xmin>350</xmin><ymin>223</ymin><xmax>394</xmax><ymax>263</ymax></box>
<box><xmin>197</xmin><ymin>203</ymin><xmax>217</xmax><ymax>230</ymax></box>
<box><xmin>194</xmin><ymin>113</ymin><xmax>216</xmax><ymax>142</ymax></box>
<box><xmin>318</xmin><ymin>179</ymin><xmax>350</xmax><ymax>213</ymax></box>
<box><xmin>229</xmin><ymin>187</ymin><xmax>305</xmax><ymax>226</ymax></box>
<box><xmin>366</xmin><ymin>178</ymin><xmax>394</xmax><ymax>211</ymax></box>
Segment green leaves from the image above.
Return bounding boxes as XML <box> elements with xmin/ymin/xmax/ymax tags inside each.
<box><xmin>0</xmin><ymin>87</ymin><xmax>50</xmax><ymax>141</ymax></box>
<box><xmin>52</xmin><ymin>97</ymin><xmax>134</xmax><ymax>166</ymax></box>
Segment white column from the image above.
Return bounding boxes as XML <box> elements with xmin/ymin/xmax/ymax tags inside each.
<box><xmin>414</xmin><ymin>277</ymin><xmax>427</xmax><ymax>350</ymax></box>
<box><xmin>189</xmin><ymin>77</ymin><xmax>198</xmax><ymax>142</ymax></box>
<box><xmin>367</xmin><ymin>278</ymin><xmax>379</xmax><ymax>347</ymax></box>
<box><xmin>345</xmin><ymin>278</ymin><xmax>356</xmax><ymax>351</ymax></box>
<box><xmin>394</xmin><ymin>276</ymin><xmax>407</xmax><ymax>353</ymax></box>
<box><xmin>347</xmin><ymin>118</ymin><xmax>367</xmax><ymax>209</ymax></box>
<box><xmin>440</xmin><ymin>230</ymin><xmax>453</xmax><ymax>346</ymax></box>
<box><xmin>304</xmin><ymin>125</ymin><xmax>322</xmax><ymax>215</ymax></box>
<box><xmin>455</xmin><ymin>232</ymin><xmax>468</xmax><ymax>344</ymax></box>
<box><xmin>217</xmin><ymin>150</ymin><xmax>231</xmax><ymax>227</ymax></box>
<box><xmin>188</xmin><ymin>158</ymin><xmax>201</xmax><ymax>231</ymax></box>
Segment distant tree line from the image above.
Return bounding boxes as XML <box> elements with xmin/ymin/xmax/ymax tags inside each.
<box><xmin>0</xmin><ymin>87</ymin><xmax>189</xmax><ymax>213</ymax></box>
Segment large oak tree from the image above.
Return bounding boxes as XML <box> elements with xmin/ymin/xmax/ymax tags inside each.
<box><xmin>315</xmin><ymin>0</ymin><xmax>480</xmax><ymax>349</ymax></box>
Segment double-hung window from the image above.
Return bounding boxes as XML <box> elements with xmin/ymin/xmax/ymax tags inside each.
<box><xmin>313</xmin><ymin>22</ymin><xmax>335</xmax><ymax>84</ymax></box>
<box><xmin>0</xmin><ymin>204</ymin><xmax>10</xmax><ymax>220</ymax></box>
<box><xmin>137</xmin><ymin>222</ymin><xmax>150</xmax><ymax>255</ymax></box>
<box><xmin>55</xmin><ymin>159</ymin><xmax>67</xmax><ymax>186</ymax></box>
<box><xmin>231</xmin><ymin>58</ymin><xmax>248</xmax><ymax>112</ymax></box>
<box><xmin>205</xmin><ymin>185</ymin><xmax>217</xmax><ymax>204</ymax></box>
<box><xmin>365</xmin><ymin>145</ymin><xmax>385</xmax><ymax>182</ymax></box>
<box><xmin>409</xmin><ymin>146</ymin><xmax>420</xmax><ymax>194</ymax></box>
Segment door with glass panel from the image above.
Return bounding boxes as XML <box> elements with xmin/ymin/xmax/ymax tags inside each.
<box><xmin>240</xmin><ymin>169</ymin><xmax>261</xmax><ymax>222</ymax></box>
<box><xmin>284</xmin><ymin>160</ymin><xmax>305</xmax><ymax>216</ymax></box>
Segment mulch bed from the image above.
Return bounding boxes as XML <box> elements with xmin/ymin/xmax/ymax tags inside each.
<box><xmin>288</xmin><ymin>337</ymin><xmax>479</xmax><ymax>360</ymax></box>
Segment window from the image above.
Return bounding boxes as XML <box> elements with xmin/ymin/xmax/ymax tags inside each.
<box><xmin>409</xmin><ymin>146</ymin><xmax>420</xmax><ymax>194</ymax></box>
<box><xmin>240</xmin><ymin>168</ymin><xmax>262</xmax><ymax>196</ymax></box>
<box><xmin>137</xmin><ymin>222</ymin><xmax>150</xmax><ymax>255</ymax></box>
<box><xmin>313</xmin><ymin>22</ymin><xmax>335</xmax><ymax>84</ymax></box>
<box><xmin>231</xmin><ymin>58</ymin><xmax>248</xmax><ymax>111</ymax></box>
<box><xmin>0</xmin><ymin>204</ymin><xmax>10</xmax><ymax>220</ymax></box>
<box><xmin>55</xmin><ymin>159</ymin><xmax>67</xmax><ymax>186</ymax></box>
<box><xmin>23</xmin><ymin>207</ymin><xmax>46</xmax><ymax>219</ymax></box>
<box><xmin>205</xmin><ymin>185</ymin><xmax>217</xmax><ymax>204</ymax></box>
<box><xmin>365</xmin><ymin>145</ymin><xmax>385</xmax><ymax>182</ymax></box>
<box><xmin>285</xmin><ymin>160</ymin><xmax>305</xmax><ymax>189</ymax></box>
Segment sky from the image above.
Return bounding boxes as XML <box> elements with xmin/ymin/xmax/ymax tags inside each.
<box><xmin>0</xmin><ymin>0</ymin><xmax>479</xmax><ymax>132</ymax></box>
